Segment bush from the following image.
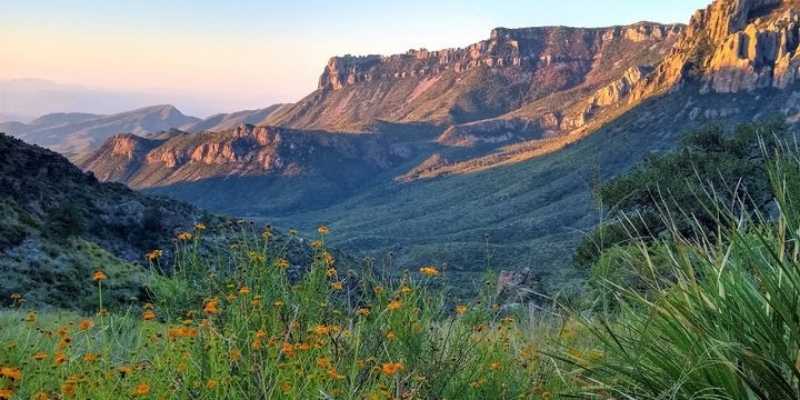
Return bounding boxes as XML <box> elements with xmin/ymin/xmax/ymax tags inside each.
<box><xmin>45</xmin><ymin>202</ymin><xmax>86</xmax><ymax>239</ymax></box>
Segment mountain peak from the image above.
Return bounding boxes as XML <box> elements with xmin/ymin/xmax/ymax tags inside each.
<box><xmin>128</xmin><ymin>104</ymin><xmax>185</xmax><ymax>119</ymax></box>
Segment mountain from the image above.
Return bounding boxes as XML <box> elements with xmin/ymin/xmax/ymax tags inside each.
<box><xmin>181</xmin><ymin>104</ymin><xmax>292</xmax><ymax>133</ymax></box>
<box><xmin>263</xmin><ymin>23</ymin><xmax>683</xmax><ymax>132</ymax></box>
<box><xmin>0</xmin><ymin>105</ymin><xmax>200</xmax><ymax>161</ymax></box>
<box><xmin>83</xmin><ymin>0</ymin><xmax>800</xmax><ymax>283</ymax></box>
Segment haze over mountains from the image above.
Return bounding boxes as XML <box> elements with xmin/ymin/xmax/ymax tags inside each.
<box><xmin>9</xmin><ymin>0</ymin><xmax>800</xmax><ymax>279</ymax></box>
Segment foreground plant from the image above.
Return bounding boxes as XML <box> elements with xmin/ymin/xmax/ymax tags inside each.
<box><xmin>0</xmin><ymin>224</ymin><xmax>582</xmax><ymax>399</ymax></box>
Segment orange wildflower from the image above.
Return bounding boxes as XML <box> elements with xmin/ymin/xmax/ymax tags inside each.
<box><xmin>82</xmin><ymin>353</ymin><xmax>98</xmax><ymax>363</ymax></box>
<box><xmin>228</xmin><ymin>348</ymin><xmax>242</xmax><ymax>362</ymax></box>
<box><xmin>419</xmin><ymin>266</ymin><xmax>440</xmax><ymax>277</ymax></box>
<box><xmin>456</xmin><ymin>305</ymin><xmax>468</xmax><ymax>316</ymax></box>
<box><xmin>203</xmin><ymin>298</ymin><xmax>221</xmax><ymax>315</ymax></box>
<box><xmin>280</xmin><ymin>342</ymin><xmax>295</xmax><ymax>358</ymax></box>
<box><xmin>61</xmin><ymin>378</ymin><xmax>77</xmax><ymax>398</ymax></box>
<box><xmin>92</xmin><ymin>270</ymin><xmax>108</xmax><ymax>282</ymax></box>
<box><xmin>143</xmin><ymin>310</ymin><xmax>157</xmax><ymax>321</ymax></box>
<box><xmin>239</xmin><ymin>286</ymin><xmax>251</xmax><ymax>295</ymax></box>
<box><xmin>0</xmin><ymin>388</ymin><xmax>14</xmax><ymax>400</ymax></box>
<box><xmin>206</xmin><ymin>379</ymin><xmax>219</xmax><ymax>390</ymax></box>
<box><xmin>132</xmin><ymin>382</ymin><xmax>150</xmax><ymax>397</ymax></box>
<box><xmin>78</xmin><ymin>319</ymin><xmax>94</xmax><ymax>331</ymax></box>
<box><xmin>167</xmin><ymin>326</ymin><xmax>198</xmax><ymax>339</ymax></box>
<box><xmin>276</xmin><ymin>258</ymin><xmax>290</xmax><ymax>270</ymax></box>
<box><xmin>0</xmin><ymin>367</ymin><xmax>22</xmax><ymax>381</ymax></box>
<box><xmin>318</xmin><ymin>225</ymin><xmax>330</xmax><ymax>235</ymax></box>
<box><xmin>145</xmin><ymin>249</ymin><xmax>163</xmax><ymax>263</ymax></box>
<box><xmin>330</xmin><ymin>281</ymin><xmax>344</xmax><ymax>291</ymax></box>
<box><xmin>177</xmin><ymin>231</ymin><xmax>193</xmax><ymax>241</ymax></box>
<box><xmin>387</xmin><ymin>299</ymin><xmax>402</xmax><ymax>311</ymax></box>
<box><xmin>381</xmin><ymin>362</ymin><xmax>404</xmax><ymax>376</ymax></box>
<box><xmin>356</xmin><ymin>308</ymin><xmax>370</xmax><ymax>317</ymax></box>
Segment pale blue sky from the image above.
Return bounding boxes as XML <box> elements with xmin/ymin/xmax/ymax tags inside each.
<box><xmin>1</xmin><ymin>0</ymin><xmax>710</xmax><ymax>115</ymax></box>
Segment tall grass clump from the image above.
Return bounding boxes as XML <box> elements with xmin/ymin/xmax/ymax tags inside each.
<box><xmin>583</xmin><ymin>141</ymin><xmax>800</xmax><ymax>399</ymax></box>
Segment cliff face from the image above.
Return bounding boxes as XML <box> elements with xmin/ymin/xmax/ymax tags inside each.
<box><xmin>81</xmin><ymin>124</ymin><xmax>412</xmax><ymax>190</ymax></box>
<box><xmin>264</xmin><ymin>23</ymin><xmax>683</xmax><ymax>131</ymax></box>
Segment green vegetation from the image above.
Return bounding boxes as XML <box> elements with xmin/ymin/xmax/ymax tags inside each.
<box><xmin>3</xmin><ymin>120</ymin><xmax>800</xmax><ymax>399</ymax></box>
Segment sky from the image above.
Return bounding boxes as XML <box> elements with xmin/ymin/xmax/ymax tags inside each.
<box><xmin>0</xmin><ymin>0</ymin><xmax>710</xmax><ymax>117</ymax></box>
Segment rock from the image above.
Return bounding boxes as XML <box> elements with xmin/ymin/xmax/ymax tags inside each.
<box><xmin>496</xmin><ymin>268</ymin><xmax>544</xmax><ymax>305</ymax></box>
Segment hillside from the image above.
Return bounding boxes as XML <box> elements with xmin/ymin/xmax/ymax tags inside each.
<box><xmin>181</xmin><ymin>104</ymin><xmax>292</xmax><ymax>133</ymax></box>
<box><xmin>81</xmin><ymin>0</ymin><xmax>800</xmax><ymax>282</ymax></box>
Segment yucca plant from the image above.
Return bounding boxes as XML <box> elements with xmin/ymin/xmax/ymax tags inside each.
<box><xmin>582</xmin><ymin>141</ymin><xmax>800</xmax><ymax>399</ymax></box>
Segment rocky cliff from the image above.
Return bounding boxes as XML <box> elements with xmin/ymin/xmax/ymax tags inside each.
<box><xmin>264</xmin><ymin>22</ymin><xmax>683</xmax><ymax>131</ymax></box>
<box><xmin>82</xmin><ymin>124</ymin><xmax>412</xmax><ymax>190</ymax></box>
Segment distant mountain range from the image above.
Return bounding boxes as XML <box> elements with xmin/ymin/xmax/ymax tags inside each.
<box><xmin>29</xmin><ymin>0</ymin><xmax>800</xmax><ymax>279</ymax></box>
<box><xmin>0</xmin><ymin>104</ymin><xmax>290</xmax><ymax>161</ymax></box>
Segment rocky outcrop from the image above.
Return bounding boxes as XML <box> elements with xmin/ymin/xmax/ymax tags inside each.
<box><xmin>437</xmin><ymin>119</ymin><xmax>539</xmax><ymax>147</ymax></box>
<box><xmin>82</xmin><ymin>124</ymin><xmax>412</xmax><ymax>189</ymax></box>
<box><xmin>265</xmin><ymin>22</ymin><xmax>683</xmax><ymax>131</ymax></box>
